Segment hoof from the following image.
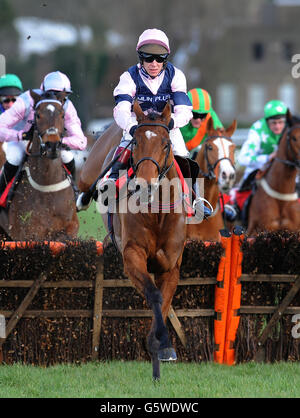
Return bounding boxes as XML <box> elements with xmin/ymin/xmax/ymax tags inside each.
<box><xmin>158</xmin><ymin>347</ymin><xmax>177</xmax><ymax>362</ymax></box>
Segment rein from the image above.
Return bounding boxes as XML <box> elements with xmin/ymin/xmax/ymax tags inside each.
<box><xmin>131</xmin><ymin>122</ymin><xmax>174</xmax><ymax>182</ymax></box>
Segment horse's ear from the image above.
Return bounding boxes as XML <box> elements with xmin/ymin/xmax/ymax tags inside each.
<box><xmin>206</xmin><ymin>116</ymin><xmax>214</xmax><ymax>135</ymax></box>
<box><xmin>30</xmin><ymin>89</ymin><xmax>42</xmax><ymax>105</ymax></box>
<box><xmin>55</xmin><ymin>91</ymin><xmax>67</xmax><ymax>104</ymax></box>
<box><xmin>286</xmin><ymin>108</ymin><xmax>293</xmax><ymax>127</ymax></box>
<box><xmin>133</xmin><ymin>100</ymin><xmax>145</xmax><ymax>122</ymax></box>
<box><xmin>225</xmin><ymin>119</ymin><xmax>237</xmax><ymax>137</ymax></box>
<box><xmin>161</xmin><ymin>102</ymin><xmax>172</xmax><ymax>124</ymax></box>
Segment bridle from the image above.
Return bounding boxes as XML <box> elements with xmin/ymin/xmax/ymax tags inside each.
<box><xmin>130</xmin><ymin>122</ymin><xmax>174</xmax><ymax>182</ymax></box>
<box><xmin>198</xmin><ymin>135</ymin><xmax>236</xmax><ymax>180</ymax></box>
<box><xmin>275</xmin><ymin>124</ymin><xmax>300</xmax><ymax>169</ymax></box>
<box><xmin>26</xmin><ymin>98</ymin><xmax>64</xmax><ymax>158</ymax></box>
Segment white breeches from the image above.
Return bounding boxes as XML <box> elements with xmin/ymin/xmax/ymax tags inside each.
<box><xmin>4</xmin><ymin>141</ymin><xmax>74</xmax><ymax>166</ymax></box>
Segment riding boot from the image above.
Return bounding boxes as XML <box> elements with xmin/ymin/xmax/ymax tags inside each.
<box><xmin>0</xmin><ymin>161</ymin><xmax>19</xmax><ymax>198</ymax></box>
<box><xmin>64</xmin><ymin>159</ymin><xmax>80</xmax><ymax>200</ymax></box>
<box><xmin>98</xmin><ymin>147</ymin><xmax>131</xmax><ymax>193</ymax></box>
<box><xmin>64</xmin><ymin>159</ymin><xmax>76</xmax><ymax>181</ymax></box>
<box><xmin>239</xmin><ymin>169</ymin><xmax>258</xmax><ymax>192</ymax></box>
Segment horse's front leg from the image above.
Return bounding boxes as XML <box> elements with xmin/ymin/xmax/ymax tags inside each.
<box><xmin>123</xmin><ymin>243</ymin><xmax>172</xmax><ymax>380</ymax></box>
<box><xmin>152</xmin><ymin>266</ymin><xmax>180</xmax><ymax>359</ymax></box>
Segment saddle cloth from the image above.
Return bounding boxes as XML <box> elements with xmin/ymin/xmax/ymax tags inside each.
<box><xmin>108</xmin><ymin>160</ymin><xmax>194</xmax><ymax>217</ymax></box>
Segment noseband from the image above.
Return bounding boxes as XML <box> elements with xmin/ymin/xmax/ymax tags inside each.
<box><xmin>199</xmin><ymin>135</ymin><xmax>236</xmax><ymax>180</ymax></box>
<box><xmin>131</xmin><ymin>122</ymin><xmax>174</xmax><ymax>181</ymax></box>
<box><xmin>275</xmin><ymin>125</ymin><xmax>300</xmax><ymax>169</ymax></box>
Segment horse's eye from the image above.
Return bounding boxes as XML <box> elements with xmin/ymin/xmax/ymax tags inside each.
<box><xmin>36</xmin><ymin>114</ymin><xmax>40</xmax><ymax>119</ymax></box>
<box><xmin>207</xmin><ymin>145</ymin><xmax>213</xmax><ymax>151</ymax></box>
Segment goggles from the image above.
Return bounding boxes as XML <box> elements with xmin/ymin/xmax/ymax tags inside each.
<box><xmin>268</xmin><ymin>117</ymin><xmax>286</xmax><ymax>125</ymax></box>
<box><xmin>1</xmin><ymin>96</ymin><xmax>17</xmax><ymax>104</ymax></box>
<box><xmin>192</xmin><ymin>112</ymin><xmax>207</xmax><ymax>120</ymax></box>
<box><xmin>138</xmin><ymin>51</ymin><xmax>169</xmax><ymax>63</ymax></box>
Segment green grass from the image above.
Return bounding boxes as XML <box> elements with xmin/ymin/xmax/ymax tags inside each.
<box><xmin>77</xmin><ymin>201</ymin><xmax>107</xmax><ymax>241</ymax></box>
<box><xmin>1</xmin><ymin>361</ymin><xmax>300</xmax><ymax>398</ymax></box>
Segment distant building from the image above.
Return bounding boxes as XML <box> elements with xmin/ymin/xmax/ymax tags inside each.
<box><xmin>188</xmin><ymin>1</ymin><xmax>300</xmax><ymax>125</ymax></box>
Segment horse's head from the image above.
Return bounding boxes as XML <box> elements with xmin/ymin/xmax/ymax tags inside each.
<box><xmin>199</xmin><ymin>117</ymin><xmax>237</xmax><ymax>193</ymax></box>
<box><xmin>131</xmin><ymin>101</ymin><xmax>173</xmax><ymax>195</ymax></box>
<box><xmin>29</xmin><ymin>89</ymin><xmax>65</xmax><ymax>159</ymax></box>
<box><xmin>280</xmin><ymin>109</ymin><xmax>300</xmax><ymax>168</ymax></box>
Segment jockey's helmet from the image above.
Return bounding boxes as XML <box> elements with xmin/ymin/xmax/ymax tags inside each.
<box><xmin>0</xmin><ymin>74</ymin><xmax>23</xmax><ymax>96</ymax></box>
<box><xmin>41</xmin><ymin>71</ymin><xmax>73</xmax><ymax>94</ymax></box>
<box><xmin>136</xmin><ymin>28</ymin><xmax>170</xmax><ymax>55</ymax></box>
<box><xmin>188</xmin><ymin>88</ymin><xmax>212</xmax><ymax>115</ymax></box>
<box><xmin>264</xmin><ymin>100</ymin><xmax>287</xmax><ymax>120</ymax></box>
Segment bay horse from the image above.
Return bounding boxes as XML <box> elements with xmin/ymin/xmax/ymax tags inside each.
<box><xmin>97</xmin><ymin>102</ymin><xmax>187</xmax><ymax>380</ymax></box>
<box><xmin>187</xmin><ymin>117</ymin><xmax>237</xmax><ymax>241</ymax></box>
<box><xmin>247</xmin><ymin>111</ymin><xmax>300</xmax><ymax>235</ymax></box>
<box><xmin>0</xmin><ymin>90</ymin><xmax>79</xmax><ymax>240</ymax></box>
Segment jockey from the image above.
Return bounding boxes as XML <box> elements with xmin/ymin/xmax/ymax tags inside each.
<box><xmin>180</xmin><ymin>87</ymin><xmax>236</xmax><ymax>222</ymax></box>
<box><xmin>0</xmin><ymin>71</ymin><xmax>87</xmax><ymax>201</ymax></box>
<box><xmin>0</xmin><ymin>74</ymin><xmax>23</xmax><ymax>114</ymax></box>
<box><xmin>180</xmin><ymin>87</ymin><xmax>223</xmax><ymax>159</ymax></box>
<box><xmin>77</xmin><ymin>28</ymin><xmax>211</xmax><ymax>219</ymax></box>
<box><xmin>238</xmin><ymin>99</ymin><xmax>287</xmax><ymax>189</ymax></box>
<box><xmin>227</xmin><ymin>99</ymin><xmax>288</xmax><ymax>221</ymax></box>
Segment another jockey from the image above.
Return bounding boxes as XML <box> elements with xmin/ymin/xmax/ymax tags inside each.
<box><xmin>238</xmin><ymin>99</ymin><xmax>287</xmax><ymax>188</ymax></box>
<box><xmin>77</xmin><ymin>28</ymin><xmax>211</xmax><ymax>219</ymax></box>
<box><xmin>0</xmin><ymin>73</ymin><xmax>23</xmax><ymax>114</ymax></box>
<box><xmin>180</xmin><ymin>87</ymin><xmax>223</xmax><ymax>159</ymax></box>
<box><xmin>228</xmin><ymin>99</ymin><xmax>288</xmax><ymax>220</ymax></box>
<box><xmin>0</xmin><ymin>71</ymin><xmax>87</xmax><ymax>201</ymax></box>
<box><xmin>180</xmin><ymin>87</ymin><xmax>236</xmax><ymax>222</ymax></box>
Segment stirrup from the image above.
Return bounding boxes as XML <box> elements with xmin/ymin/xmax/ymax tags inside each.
<box><xmin>193</xmin><ymin>197</ymin><xmax>213</xmax><ymax>220</ymax></box>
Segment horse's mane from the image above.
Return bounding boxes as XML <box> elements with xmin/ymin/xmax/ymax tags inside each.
<box><xmin>145</xmin><ymin>112</ymin><xmax>162</xmax><ymax>122</ymax></box>
<box><xmin>291</xmin><ymin>114</ymin><xmax>300</xmax><ymax>125</ymax></box>
<box><xmin>42</xmin><ymin>90</ymin><xmax>59</xmax><ymax>100</ymax></box>
<box><xmin>278</xmin><ymin>115</ymin><xmax>300</xmax><ymax>144</ymax></box>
